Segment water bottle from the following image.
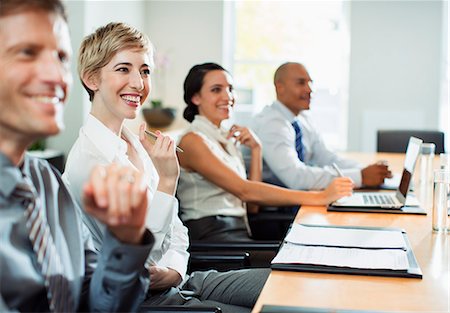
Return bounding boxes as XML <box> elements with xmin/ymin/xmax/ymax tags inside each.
<box><xmin>432</xmin><ymin>169</ymin><xmax>449</xmax><ymax>233</ymax></box>
<box><xmin>439</xmin><ymin>153</ymin><xmax>450</xmax><ymax>170</ymax></box>
<box><xmin>419</xmin><ymin>143</ymin><xmax>435</xmax><ymax>211</ymax></box>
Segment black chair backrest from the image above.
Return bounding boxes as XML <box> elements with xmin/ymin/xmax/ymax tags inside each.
<box><xmin>377</xmin><ymin>130</ymin><xmax>445</xmax><ymax>154</ymax></box>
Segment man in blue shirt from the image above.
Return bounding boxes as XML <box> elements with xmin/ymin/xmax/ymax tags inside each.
<box><xmin>0</xmin><ymin>0</ymin><xmax>154</xmax><ymax>311</ymax></box>
<box><xmin>253</xmin><ymin>62</ymin><xmax>392</xmax><ymax>190</ymax></box>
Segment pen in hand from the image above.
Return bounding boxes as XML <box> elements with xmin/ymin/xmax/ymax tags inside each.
<box><xmin>144</xmin><ymin>130</ymin><xmax>184</xmax><ymax>153</ymax></box>
<box><xmin>332</xmin><ymin>162</ymin><xmax>344</xmax><ymax>177</ymax></box>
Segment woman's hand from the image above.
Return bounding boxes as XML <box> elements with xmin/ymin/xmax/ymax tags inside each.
<box><xmin>139</xmin><ymin>123</ymin><xmax>180</xmax><ymax>195</ymax></box>
<box><xmin>148</xmin><ymin>266</ymin><xmax>182</xmax><ymax>291</ymax></box>
<box><xmin>321</xmin><ymin>177</ymin><xmax>354</xmax><ymax>204</ymax></box>
<box><xmin>83</xmin><ymin>164</ymin><xmax>148</xmax><ymax>245</ymax></box>
<box><xmin>227</xmin><ymin>125</ymin><xmax>261</xmax><ymax>150</ymax></box>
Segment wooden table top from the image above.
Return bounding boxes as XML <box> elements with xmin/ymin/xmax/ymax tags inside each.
<box><xmin>252</xmin><ymin>152</ymin><xmax>449</xmax><ymax>313</ymax></box>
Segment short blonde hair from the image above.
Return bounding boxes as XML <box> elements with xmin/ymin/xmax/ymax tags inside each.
<box><xmin>78</xmin><ymin>22</ymin><xmax>154</xmax><ymax>101</ymax></box>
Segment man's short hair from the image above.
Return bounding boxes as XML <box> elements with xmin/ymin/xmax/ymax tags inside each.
<box><xmin>78</xmin><ymin>22</ymin><xmax>154</xmax><ymax>101</ymax></box>
<box><xmin>0</xmin><ymin>0</ymin><xmax>67</xmax><ymax>21</ymax></box>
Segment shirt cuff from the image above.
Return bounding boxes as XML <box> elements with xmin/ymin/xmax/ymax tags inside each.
<box><xmin>342</xmin><ymin>168</ymin><xmax>363</xmax><ymax>188</ymax></box>
<box><xmin>157</xmin><ymin>249</ymin><xmax>189</xmax><ymax>280</ymax></box>
<box><xmin>146</xmin><ymin>191</ymin><xmax>177</xmax><ymax>233</ymax></box>
<box><xmin>102</xmin><ymin>229</ymin><xmax>154</xmax><ymax>272</ymax></box>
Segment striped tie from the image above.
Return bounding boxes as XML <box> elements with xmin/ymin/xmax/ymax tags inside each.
<box><xmin>292</xmin><ymin>120</ymin><xmax>305</xmax><ymax>162</ymax></box>
<box><xmin>14</xmin><ymin>178</ymin><xmax>75</xmax><ymax>312</ymax></box>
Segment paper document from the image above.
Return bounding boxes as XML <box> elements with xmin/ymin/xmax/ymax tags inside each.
<box><xmin>285</xmin><ymin>224</ymin><xmax>407</xmax><ymax>249</ymax></box>
<box><xmin>272</xmin><ymin>242</ymin><xmax>409</xmax><ymax>270</ymax></box>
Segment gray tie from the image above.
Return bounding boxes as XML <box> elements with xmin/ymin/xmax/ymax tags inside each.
<box><xmin>14</xmin><ymin>177</ymin><xmax>75</xmax><ymax>312</ymax></box>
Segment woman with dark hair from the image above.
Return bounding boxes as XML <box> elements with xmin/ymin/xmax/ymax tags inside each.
<box><xmin>177</xmin><ymin>62</ymin><xmax>354</xmax><ymax>241</ymax></box>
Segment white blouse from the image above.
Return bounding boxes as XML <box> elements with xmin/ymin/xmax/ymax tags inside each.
<box><xmin>177</xmin><ymin>115</ymin><xmax>247</xmax><ymax>222</ymax></box>
<box><xmin>63</xmin><ymin>114</ymin><xmax>189</xmax><ymax>278</ymax></box>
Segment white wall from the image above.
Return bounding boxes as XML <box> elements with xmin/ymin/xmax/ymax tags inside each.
<box><xmin>347</xmin><ymin>0</ymin><xmax>444</xmax><ymax>152</ymax></box>
<box><xmin>48</xmin><ymin>1</ymin><xmax>225</xmax><ymax>155</ymax></box>
<box><xmin>48</xmin><ymin>1</ymin><xmax>148</xmax><ymax>154</ymax></box>
<box><xmin>145</xmin><ymin>1</ymin><xmax>225</xmax><ymax>130</ymax></box>
<box><xmin>46</xmin><ymin>1</ymin><xmax>86</xmax><ymax>155</ymax></box>
<box><xmin>49</xmin><ymin>0</ymin><xmax>446</xmax><ymax>156</ymax></box>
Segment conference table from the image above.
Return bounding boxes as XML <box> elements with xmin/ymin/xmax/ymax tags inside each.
<box><xmin>252</xmin><ymin>153</ymin><xmax>449</xmax><ymax>312</ymax></box>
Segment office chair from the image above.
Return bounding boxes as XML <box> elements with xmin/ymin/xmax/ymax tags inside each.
<box><xmin>189</xmin><ymin>239</ymin><xmax>280</xmax><ymax>270</ymax></box>
<box><xmin>248</xmin><ymin>206</ymin><xmax>297</xmax><ymax>241</ymax></box>
<box><xmin>377</xmin><ymin>130</ymin><xmax>445</xmax><ymax>153</ymax></box>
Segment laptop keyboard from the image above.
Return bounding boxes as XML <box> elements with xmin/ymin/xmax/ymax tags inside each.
<box><xmin>363</xmin><ymin>194</ymin><xmax>396</xmax><ymax>205</ymax></box>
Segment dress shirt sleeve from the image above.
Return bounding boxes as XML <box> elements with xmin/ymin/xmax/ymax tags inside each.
<box><xmin>82</xmin><ymin>225</ymin><xmax>154</xmax><ymax>312</ymax></box>
<box><xmin>156</xmin><ymin>214</ymin><xmax>190</xmax><ymax>279</ymax></box>
<box><xmin>257</xmin><ymin>114</ymin><xmax>349</xmax><ymax>190</ymax></box>
<box><xmin>305</xmin><ymin>124</ymin><xmax>363</xmax><ymax>188</ymax></box>
<box><xmin>145</xmin><ymin>191</ymin><xmax>177</xmax><ymax>258</ymax></box>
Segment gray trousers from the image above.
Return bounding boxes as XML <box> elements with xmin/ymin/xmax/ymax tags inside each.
<box><xmin>141</xmin><ymin>268</ymin><xmax>270</xmax><ymax>313</ymax></box>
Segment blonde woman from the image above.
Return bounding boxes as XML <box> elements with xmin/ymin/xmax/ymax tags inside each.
<box><xmin>63</xmin><ymin>23</ymin><xmax>269</xmax><ymax>313</ymax></box>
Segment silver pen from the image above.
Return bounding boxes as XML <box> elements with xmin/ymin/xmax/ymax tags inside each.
<box><xmin>332</xmin><ymin>162</ymin><xmax>344</xmax><ymax>177</ymax></box>
<box><xmin>144</xmin><ymin>130</ymin><xmax>184</xmax><ymax>153</ymax></box>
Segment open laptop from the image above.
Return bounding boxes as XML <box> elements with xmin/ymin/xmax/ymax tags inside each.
<box><xmin>332</xmin><ymin>137</ymin><xmax>423</xmax><ymax>209</ymax></box>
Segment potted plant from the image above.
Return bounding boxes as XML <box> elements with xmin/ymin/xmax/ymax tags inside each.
<box><xmin>142</xmin><ymin>51</ymin><xmax>176</xmax><ymax>129</ymax></box>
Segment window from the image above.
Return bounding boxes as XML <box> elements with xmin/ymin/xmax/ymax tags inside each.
<box><xmin>228</xmin><ymin>1</ymin><xmax>350</xmax><ymax>150</ymax></box>
<box><xmin>440</xmin><ymin>0</ymin><xmax>449</xmax><ymax>151</ymax></box>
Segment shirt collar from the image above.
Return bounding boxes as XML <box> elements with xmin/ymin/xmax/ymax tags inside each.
<box><xmin>191</xmin><ymin>115</ymin><xmax>229</xmax><ymax>145</ymax></box>
<box><xmin>0</xmin><ymin>152</ymin><xmax>26</xmax><ymax>199</ymax></box>
<box><xmin>273</xmin><ymin>100</ymin><xmax>298</xmax><ymax>123</ymax></box>
<box><xmin>82</xmin><ymin>114</ymin><xmax>128</xmax><ymax>163</ymax></box>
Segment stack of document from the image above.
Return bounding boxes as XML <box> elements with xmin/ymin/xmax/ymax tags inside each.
<box><xmin>272</xmin><ymin>224</ymin><xmax>409</xmax><ymax>270</ymax></box>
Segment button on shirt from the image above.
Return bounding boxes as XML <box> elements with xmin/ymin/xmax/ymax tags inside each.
<box><xmin>0</xmin><ymin>152</ymin><xmax>153</xmax><ymax>312</ymax></box>
<box><xmin>63</xmin><ymin>114</ymin><xmax>189</xmax><ymax>279</ymax></box>
<box><xmin>252</xmin><ymin>100</ymin><xmax>362</xmax><ymax>190</ymax></box>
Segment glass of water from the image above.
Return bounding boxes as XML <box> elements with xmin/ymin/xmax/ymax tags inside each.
<box><xmin>432</xmin><ymin>170</ymin><xmax>450</xmax><ymax>233</ymax></box>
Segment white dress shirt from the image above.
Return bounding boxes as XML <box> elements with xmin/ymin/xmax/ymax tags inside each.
<box><xmin>177</xmin><ymin>115</ymin><xmax>247</xmax><ymax>222</ymax></box>
<box><xmin>63</xmin><ymin>114</ymin><xmax>189</xmax><ymax>279</ymax></box>
<box><xmin>252</xmin><ymin>100</ymin><xmax>362</xmax><ymax>190</ymax></box>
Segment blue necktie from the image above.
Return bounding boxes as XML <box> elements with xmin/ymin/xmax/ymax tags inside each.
<box><xmin>292</xmin><ymin>120</ymin><xmax>305</xmax><ymax>162</ymax></box>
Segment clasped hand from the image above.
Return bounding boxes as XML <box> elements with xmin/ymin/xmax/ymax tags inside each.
<box><xmin>82</xmin><ymin>164</ymin><xmax>149</xmax><ymax>245</ymax></box>
<box><xmin>227</xmin><ymin>124</ymin><xmax>261</xmax><ymax>150</ymax></box>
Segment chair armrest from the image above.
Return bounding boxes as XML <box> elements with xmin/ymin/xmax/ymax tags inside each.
<box><xmin>139</xmin><ymin>304</ymin><xmax>222</xmax><ymax>312</ymax></box>
<box><xmin>189</xmin><ymin>241</ymin><xmax>280</xmax><ymax>252</ymax></box>
<box><xmin>189</xmin><ymin>251</ymin><xmax>250</xmax><ymax>272</ymax></box>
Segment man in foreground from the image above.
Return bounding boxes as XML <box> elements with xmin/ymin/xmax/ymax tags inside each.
<box><xmin>0</xmin><ymin>0</ymin><xmax>154</xmax><ymax>311</ymax></box>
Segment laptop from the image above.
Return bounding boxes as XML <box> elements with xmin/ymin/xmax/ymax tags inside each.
<box><xmin>332</xmin><ymin>137</ymin><xmax>423</xmax><ymax>209</ymax></box>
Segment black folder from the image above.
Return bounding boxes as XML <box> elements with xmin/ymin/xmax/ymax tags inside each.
<box><xmin>260</xmin><ymin>305</ymin><xmax>386</xmax><ymax>313</ymax></box>
<box><xmin>327</xmin><ymin>205</ymin><xmax>426</xmax><ymax>215</ymax></box>
<box><xmin>271</xmin><ymin>224</ymin><xmax>422</xmax><ymax>279</ymax></box>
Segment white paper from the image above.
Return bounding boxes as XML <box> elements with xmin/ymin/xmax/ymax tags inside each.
<box><xmin>285</xmin><ymin>224</ymin><xmax>407</xmax><ymax>249</ymax></box>
<box><xmin>272</xmin><ymin>242</ymin><xmax>409</xmax><ymax>270</ymax></box>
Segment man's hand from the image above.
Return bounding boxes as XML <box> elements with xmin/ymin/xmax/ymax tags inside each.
<box><xmin>361</xmin><ymin>163</ymin><xmax>393</xmax><ymax>187</ymax></box>
<box><xmin>82</xmin><ymin>164</ymin><xmax>149</xmax><ymax>245</ymax></box>
<box><xmin>149</xmin><ymin>266</ymin><xmax>182</xmax><ymax>291</ymax></box>
<box><xmin>139</xmin><ymin>123</ymin><xmax>179</xmax><ymax>195</ymax></box>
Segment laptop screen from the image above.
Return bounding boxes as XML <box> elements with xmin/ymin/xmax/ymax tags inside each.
<box><xmin>397</xmin><ymin>137</ymin><xmax>422</xmax><ymax>198</ymax></box>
